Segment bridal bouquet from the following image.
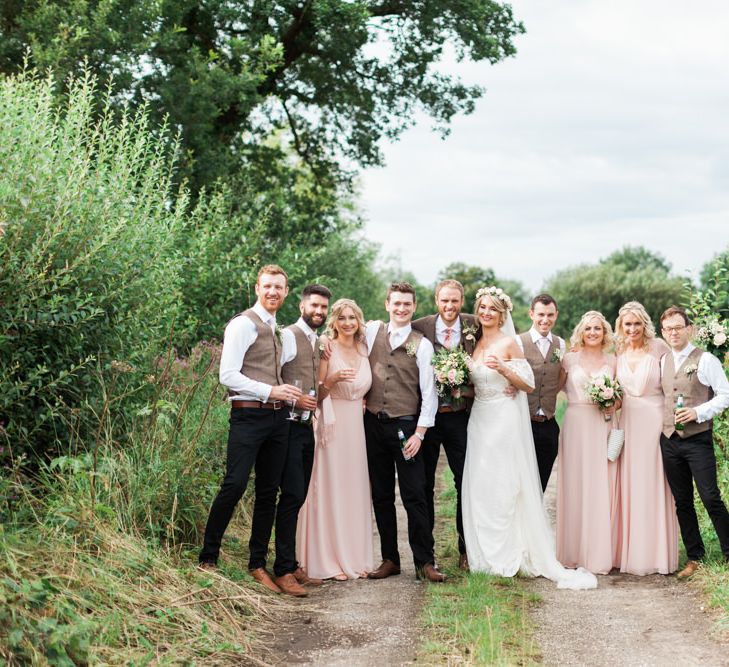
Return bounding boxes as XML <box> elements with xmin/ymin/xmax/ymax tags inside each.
<box><xmin>432</xmin><ymin>346</ymin><xmax>471</xmax><ymax>407</ymax></box>
<box><xmin>585</xmin><ymin>375</ymin><xmax>623</xmax><ymax>421</ymax></box>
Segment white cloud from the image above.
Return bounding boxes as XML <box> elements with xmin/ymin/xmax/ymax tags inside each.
<box><xmin>360</xmin><ymin>0</ymin><xmax>729</xmax><ymax>292</ymax></box>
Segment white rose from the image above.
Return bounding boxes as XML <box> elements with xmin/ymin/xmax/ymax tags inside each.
<box><xmin>714</xmin><ymin>331</ymin><xmax>727</xmax><ymax>346</ymax></box>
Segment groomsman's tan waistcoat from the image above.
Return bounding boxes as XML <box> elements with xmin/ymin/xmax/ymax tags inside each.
<box><xmin>281</xmin><ymin>325</ymin><xmax>319</xmax><ymax>395</ymax></box>
<box><xmin>519</xmin><ymin>333</ymin><xmax>562</xmax><ymax>419</ymax></box>
<box><xmin>367</xmin><ymin>323</ymin><xmax>423</xmax><ymax>417</ymax></box>
<box><xmin>230</xmin><ymin>309</ymin><xmax>282</xmax><ymax>396</ymax></box>
<box><xmin>661</xmin><ymin>347</ymin><xmax>713</xmax><ymax>438</ymax></box>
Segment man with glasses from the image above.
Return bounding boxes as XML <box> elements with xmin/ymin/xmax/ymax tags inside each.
<box><xmin>659</xmin><ymin>306</ymin><xmax>729</xmax><ymax>578</ymax></box>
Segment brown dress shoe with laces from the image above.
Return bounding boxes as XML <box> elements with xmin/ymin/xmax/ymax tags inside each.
<box><xmin>249</xmin><ymin>567</ymin><xmax>281</xmax><ymax>593</ymax></box>
<box><xmin>367</xmin><ymin>559</ymin><xmax>401</xmax><ymax>579</ymax></box>
<box><xmin>417</xmin><ymin>563</ymin><xmax>446</xmax><ymax>583</ymax></box>
<box><xmin>458</xmin><ymin>554</ymin><xmax>469</xmax><ymax>572</ymax></box>
<box><xmin>677</xmin><ymin>560</ymin><xmax>700</xmax><ymax>579</ymax></box>
<box><xmin>274</xmin><ymin>573</ymin><xmax>308</xmax><ymax>597</ymax></box>
<box><xmin>294</xmin><ymin>566</ymin><xmax>323</xmax><ymax>587</ymax></box>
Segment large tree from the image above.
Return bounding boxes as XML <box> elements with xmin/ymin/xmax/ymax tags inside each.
<box><xmin>1</xmin><ymin>1</ymin><xmax>525</xmax><ymax>191</ymax></box>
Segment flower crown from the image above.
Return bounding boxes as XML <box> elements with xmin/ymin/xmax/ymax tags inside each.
<box><xmin>475</xmin><ymin>286</ymin><xmax>513</xmax><ymax>311</ymax></box>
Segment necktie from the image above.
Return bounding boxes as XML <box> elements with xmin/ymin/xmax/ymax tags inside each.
<box><xmin>443</xmin><ymin>328</ymin><xmax>453</xmax><ymax>349</ymax></box>
<box><xmin>538</xmin><ymin>337</ymin><xmax>549</xmax><ymax>359</ymax></box>
<box><xmin>309</xmin><ymin>333</ymin><xmax>317</xmax><ymax>351</ymax></box>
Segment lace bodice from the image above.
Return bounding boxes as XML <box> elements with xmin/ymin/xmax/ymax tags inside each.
<box><xmin>470</xmin><ymin>359</ymin><xmax>534</xmax><ymax>403</ymax></box>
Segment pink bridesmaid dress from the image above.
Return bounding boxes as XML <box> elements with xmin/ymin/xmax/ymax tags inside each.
<box><xmin>557</xmin><ymin>351</ymin><xmax>620</xmax><ymax>574</ymax></box>
<box><xmin>617</xmin><ymin>339</ymin><xmax>678</xmax><ymax>575</ymax></box>
<box><xmin>297</xmin><ymin>342</ymin><xmax>374</xmax><ymax>579</ymax></box>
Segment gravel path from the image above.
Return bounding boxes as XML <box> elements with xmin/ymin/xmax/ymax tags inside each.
<box><xmin>529</xmin><ymin>464</ymin><xmax>729</xmax><ymax>666</ymax></box>
<box><xmin>269</xmin><ymin>483</ymin><xmax>424</xmax><ymax>666</ymax></box>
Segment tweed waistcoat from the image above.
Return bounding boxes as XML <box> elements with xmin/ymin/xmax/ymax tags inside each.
<box><xmin>366</xmin><ymin>323</ymin><xmax>423</xmax><ymax>417</ymax></box>
<box><xmin>233</xmin><ymin>309</ymin><xmax>282</xmax><ymax>393</ymax></box>
<box><xmin>281</xmin><ymin>324</ymin><xmax>319</xmax><ymax>394</ymax></box>
<box><xmin>661</xmin><ymin>347</ymin><xmax>713</xmax><ymax>438</ymax></box>
<box><xmin>520</xmin><ymin>333</ymin><xmax>562</xmax><ymax>419</ymax></box>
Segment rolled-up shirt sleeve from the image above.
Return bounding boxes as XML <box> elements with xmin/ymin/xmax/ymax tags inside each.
<box><xmin>219</xmin><ymin>315</ymin><xmax>273</xmax><ymax>402</ymax></box>
<box><xmin>416</xmin><ymin>337</ymin><xmax>438</xmax><ymax>428</ymax></box>
<box><xmin>695</xmin><ymin>352</ymin><xmax>729</xmax><ymax>423</ymax></box>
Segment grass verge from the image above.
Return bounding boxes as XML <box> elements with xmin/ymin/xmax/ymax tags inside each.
<box><xmin>416</xmin><ymin>469</ymin><xmax>540</xmax><ymax>665</ymax></box>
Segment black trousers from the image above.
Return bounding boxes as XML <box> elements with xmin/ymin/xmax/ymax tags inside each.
<box><xmin>274</xmin><ymin>421</ymin><xmax>315</xmax><ymax>576</ymax></box>
<box><xmin>531</xmin><ymin>417</ymin><xmax>559</xmax><ymax>492</ymax></box>
<box><xmin>199</xmin><ymin>407</ymin><xmax>289</xmax><ymax>567</ymax></box>
<box><xmin>364</xmin><ymin>411</ymin><xmax>435</xmax><ymax>568</ymax></box>
<box><xmin>660</xmin><ymin>430</ymin><xmax>729</xmax><ymax>561</ymax></box>
<box><xmin>422</xmin><ymin>410</ymin><xmax>468</xmax><ymax>555</ymax></box>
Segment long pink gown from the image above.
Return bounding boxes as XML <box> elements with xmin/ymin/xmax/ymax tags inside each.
<box><xmin>617</xmin><ymin>339</ymin><xmax>678</xmax><ymax>575</ymax></box>
<box><xmin>556</xmin><ymin>351</ymin><xmax>620</xmax><ymax>574</ymax></box>
<box><xmin>297</xmin><ymin>342</ymin><xmax>374</xmax><ymax>579</ymax></box>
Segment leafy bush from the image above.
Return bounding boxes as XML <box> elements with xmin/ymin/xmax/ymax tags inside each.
<box><xmin>0</xmin><ymin>70</ymin><xmax>185</xmax><ymax>460</ymax></box>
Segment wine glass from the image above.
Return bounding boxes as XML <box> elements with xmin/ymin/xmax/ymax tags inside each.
<box><xmin>286</xmin><ymin>379</ymin><xmax>302</xmax><ymax>421</ymax></box>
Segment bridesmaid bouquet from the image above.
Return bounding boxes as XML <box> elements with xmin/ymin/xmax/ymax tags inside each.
<box><xmin>585</xmin><ymin>375</ymin><xmax>623</xmax><ymax>421</ymax></box>
<box><xmin>432</xmin><ymin>347</ymin><xmax>471</xmax><ymax>407</ymax></box>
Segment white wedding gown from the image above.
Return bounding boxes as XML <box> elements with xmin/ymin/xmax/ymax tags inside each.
<box><xmin>462</xmin><ymin>360</ymin><xmax>597</xmax><ymax>590</ymax></box>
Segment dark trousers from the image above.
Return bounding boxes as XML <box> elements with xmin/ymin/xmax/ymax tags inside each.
<box><xmin>199</xmin><ymin>408</ymin><xmax>289</xmax><ymax>567</ymax></box>
<box><xmin>274</xmin><ymin>421</ymin><xmax>315</xmax><ymax>576</ymax></box>
<box><xmin>422</xmin><ymin>410</ymin><xmax>468</xmax><ymax>555</ymax></box>
<box><xmin>660</xmin><ymin>431</ymin><xmax>729</xmax><ymax>561</ymax></box>
<box><xmin>364</xmin><ymin>411</ymin><xmax>435</xmax><ymax>568</ymax></box>
<box><xmin>531</xmin><ymin>417</ymin><xmax>559</xmax><ymax>492</ymax></box>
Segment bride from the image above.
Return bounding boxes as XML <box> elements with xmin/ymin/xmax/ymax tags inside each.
<box><xmin>462</xmin><ymin>287</ymin><xmax>597</xmax><ymax>590</ymax></box>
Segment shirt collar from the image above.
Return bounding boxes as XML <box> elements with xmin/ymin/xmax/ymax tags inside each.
<box><xmin>388</xmin><ymin>322</ymin><xmax>412</xmax><ymax>338</ymax></box>
<box><xmin>295</xmin><ymin>317</ymin><xmax>317</xmax><ymax>340</ymax></box>
<box><xmin>673</xmin><ymin>342</ymin><xmax>695</xmax><ymax>362</ymax></box>
<box><xmin>253</xmin><ymin>301</ymin><xmax>275</xmax><ymax>325</ymax></box>
<box><xmin>436</xmin><ymin>316</ymin><xmax>461</xmax><ymax>334</ymax></box>
<box><xmin>529</xmin><ymin>326</ymin><xmax>552</xmax><ymax>344</ymax></box>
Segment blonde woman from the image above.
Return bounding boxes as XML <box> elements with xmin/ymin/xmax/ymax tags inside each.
<box><xmin>615</xmin><ymin>301</ymin><xmax>677</xmax><ymax>575</ymax></box>
<box><xmin>297</xmin><ymin>299</ymin><xmax>374</xmax><ymax>580</ymax></box>
<box><xmin>461</xmin><ymin>287</ymin><xmax>596</xmax><ymax>589</ymax></box>
<box><xmin>556</xmin><ymin>311</ymin><xmax>619</xmax><ymax>574</ymax></box>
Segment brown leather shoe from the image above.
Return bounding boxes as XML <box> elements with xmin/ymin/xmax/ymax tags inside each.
<box><xmin>249</xmin><ymin>567</ymin><xmax>281</xmax><ymax>593</ymax></box>
<box><xmin>274</xmin><ymin>573</ymin><xmax>308</xmax><ymax>597</ymax></box>
<box><xmin>417</xmin><ymin>563</ymin><xmax>446</xmax><ymax>583</ymax></box>
<box><xmin>677</xmin><ymin>560</ymin><xmax>700</xmax><ymax>579</ymax></box>
<box><xmin>367</xmin><ymin>559</ymin><xmax>401</xmax><ymax>579</ymax></box>
<box><xmin>294</xmin><ymin>566</ymin><xmax>323</xmax><ymax>587</ymax></box>
<box><xmin>458</xmin><ymin>554</ymin><xmax>469</xmax><ymax>572</ymax></box>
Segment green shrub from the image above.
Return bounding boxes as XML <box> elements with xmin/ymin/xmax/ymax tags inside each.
<box><xmin>0</xmin><ymin>69</ymin><xmax>185</xmax><ymax>460</ymax></box>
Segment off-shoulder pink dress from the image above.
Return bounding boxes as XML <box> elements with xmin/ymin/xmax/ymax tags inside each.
<box><xmin>556</xmin><ymin>351</ymin><xmax>620</xmax><ymax>574</ymax></box>
<box><xmin>297</xmin><ymin>342</ymin><xmax>374</xmax><ymax>579</ymax></box>
<box><xmin>616</xmin><ymin>339</ymin><xmax>678</xmax><ymax>575</ymax></box>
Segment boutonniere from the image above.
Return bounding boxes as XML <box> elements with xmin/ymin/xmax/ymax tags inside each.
<box><xmin>462</xmin><ymin>324</ymin><xmax>478</xmax><ymax>342</ymax></box>
<box><xmin>684</xmin><ymin>363</ymin><xmax>698</xmax><ymax>377</ymax></box>
<box><xmin>551</xmin><ymin>348</ymin><xmax>564</xmax><ymax>363</ymax></box>
<box><xmin>405</xmin><ymin>341</ymin><xmax>419</xmax><ymax>357</ymax></box>
<box><xmin>274</xmin><ymin>323</ymin><xmax>284</xmax><ymax>344</ymax></box>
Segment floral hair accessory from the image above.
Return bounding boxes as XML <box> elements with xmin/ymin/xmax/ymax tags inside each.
<box><xmin>475</xmin><ymin>286</ymin><xmax>513</xmax><ymax>312</ymax></box>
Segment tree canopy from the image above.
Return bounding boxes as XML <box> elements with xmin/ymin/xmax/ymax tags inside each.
<box><xmin>1</xmin><ymin>1</ymin><xmax>525</xmax><ymax>192</ymax></box>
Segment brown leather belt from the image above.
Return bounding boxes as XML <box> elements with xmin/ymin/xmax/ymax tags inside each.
<box><xmin>531</xmin><ymin>415</ymin><xmax>549</xmax><ymax>423</ymax></box>
<box><xmin>438</xmin><ymin>405</ymin><xmax>466</xmax><ymax>414</ymax></box>
<box><xmin>231</xmin><ymin>400</ymin><xmax>283</xmax><ymax>410</ymax></box>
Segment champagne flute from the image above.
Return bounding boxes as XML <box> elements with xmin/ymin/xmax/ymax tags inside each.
<box><xmin>286</xmin><ymin>379</ymin><xmax>302</xmax><ymax>421</ymax></box>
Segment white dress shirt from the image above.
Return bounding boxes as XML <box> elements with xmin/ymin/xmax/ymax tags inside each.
<box><xmin>219</xmin><ymin>302</ymin><xmax>280</xmax><ymax>402</ymax></box>
<box><xmin>365</xmin><ymin>320</ymin><xmax>438</xmax><ymax>428</ymax></box>
<box><xmin>435</xmin><ymin>316</ymin><xmax>462</xmax><ymax>348</ymax></box>
<box><xmin>515</xmin><ymin>327</ymin><xmax>565</xmax><ymax>357</ymax></box>
<box><xmin>280</xmin><ymin>317</ymin><xmax>318</xmax><ymax>365</ymax></box>
<box><xmin>661</xmin><ymin>343</ymin><xmax>729</xmax><ymax>423</ymax></box>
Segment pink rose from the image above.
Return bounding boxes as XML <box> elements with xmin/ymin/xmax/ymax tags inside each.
<box><xmin>448</xmin><ymin>369</ymin><xmax>457</xmax><ymax>383</ymax></box>
<box><xmin>601</xmin><ymin>387</ymin><xmax>614</xmax><ymax>400</ymax></box>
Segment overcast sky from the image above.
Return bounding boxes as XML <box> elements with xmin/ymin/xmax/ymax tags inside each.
<box><xmin>359</xmin><ymin>0</ymin><xmax>729</xmax><ymax>293</ymax></box>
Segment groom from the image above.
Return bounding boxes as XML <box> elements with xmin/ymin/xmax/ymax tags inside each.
<box><xmin>659</xmin><ymin>306</ymin><xmax>729</xmax><ymax>578</ymax></box>
<box><xmin>363</xmin><ymin>282</ymin><xmax>444</xmax><ymax>582</ymax></box>
<box><xmin>517</xmin><ymin>294</ymin><xmax>565</xmax><ymax>491</ymax></box>
<box><xmin>412</xmin><ymin>279</ymin><xmax>476</xmax><ymax>571</ymax></box>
